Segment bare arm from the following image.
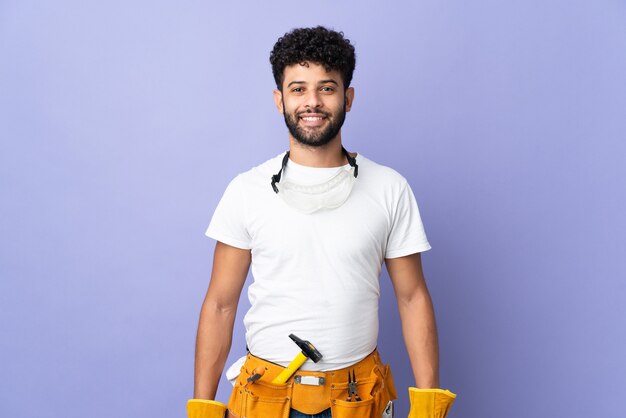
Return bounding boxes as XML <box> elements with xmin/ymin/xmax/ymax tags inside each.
<box><xmin>193</xmin><ymin>241</ymin><xmax>251</xmax><ymax>399</ymax></box>
<box><xmin>385</xmin><ymin>252</ymin><xmax>440</xmax><ymax>388</ymax></box>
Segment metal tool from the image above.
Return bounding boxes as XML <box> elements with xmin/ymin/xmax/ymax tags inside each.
<box><xmin>247</xmin><ymin>366</ymin><xmax>266</xmax><ymax>384</ymax></box>
<box><xmin>346</xmin><ymin>369</ymin><xmax>361</xmax><ymax>402</ymax></box>
<box><xmin>382</xmin><ymin>400</ymin><xmax>394</xmax><ymax>418</ymax></box>
<box><xmin>272</xmin><ymin>334</ymin><xmax>323</xmax><ymax>384</ymax></box>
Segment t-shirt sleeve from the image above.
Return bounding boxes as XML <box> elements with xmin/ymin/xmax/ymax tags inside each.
<box><xmin>385</xmin><ymin>181</ymin><xmax>431</xmax><ymax>258</ymax></box>
<box><xmin>205</xmin><ymin>175</ymin><xmax>252</xmax><ymax>249</ymax></box>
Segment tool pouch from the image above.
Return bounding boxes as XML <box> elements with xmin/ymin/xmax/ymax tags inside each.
<box><xmin>228</xmin><ymin>361</ymin><xmax>293</xmax><ymax>418</ymax></box>
<box><xmin>227</xmin><ymin>351</ymin><xmax>397</xmax><ymax>418</ymax></box>
<box><xmin>330</xmin><ymin>363</ymin><xmax>396</xmax><ymax>418</ymax></box>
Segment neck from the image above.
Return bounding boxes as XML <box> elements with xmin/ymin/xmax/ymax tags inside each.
<box><xmin>288</xmin><ymin>135</ymin><xmax>346</xmax><ymax>167</ymax></box>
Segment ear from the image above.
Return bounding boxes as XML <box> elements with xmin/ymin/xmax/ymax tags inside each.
<box><xmin>344</xmin><ymin>87</ymin><xmax>355</xmax><ymax>112</ymax></box>
<box><xmin>273</xmin><ymin>89</ymin><xmax>284</xmax><ymax>114</ymax></box>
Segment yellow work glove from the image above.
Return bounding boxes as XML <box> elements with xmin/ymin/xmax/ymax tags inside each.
<box><xmin>187</xmin><ymin>399</ymin><xmax>227</xmax><ymax>418</ymax></box>
<box><xmin>407</xmin><ymin>388</ymin><xmax>456</xmax><ymax>418</ymax></box>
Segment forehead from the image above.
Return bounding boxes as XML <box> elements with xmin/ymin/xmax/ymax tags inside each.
<box><xmin>282</xmin><ymin>62</ymin><xmax>343</xmax><ymax>87</ymax></box>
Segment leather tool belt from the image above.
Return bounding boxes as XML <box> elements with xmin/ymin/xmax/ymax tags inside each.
<box><xmin>227</xmin><ymin>349</ymin><xmax>397</xmax><ymax>418</ymax></box>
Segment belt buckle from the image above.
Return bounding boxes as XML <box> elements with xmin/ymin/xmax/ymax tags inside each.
<box><xmin>294</xmin><ymin>375</ymin><xmax>325</xmax><ymax>386</ymax></box>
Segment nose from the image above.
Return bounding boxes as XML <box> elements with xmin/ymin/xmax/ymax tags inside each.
<box><xmin>303</xmin><ymin>90</ymin><xmax>322</xmax><ymax>109</ymax></box>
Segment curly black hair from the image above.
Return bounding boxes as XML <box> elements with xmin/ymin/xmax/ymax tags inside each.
<box><xmin>270</xmin><ymin>26</ymin><xmax>356</xmax><ymax>91</ymax></box>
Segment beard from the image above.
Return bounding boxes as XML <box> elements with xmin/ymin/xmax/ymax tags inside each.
<box><xmin>282</xmin><ymin>100</ymin><xmax>347</xmax><ymax>147</ymax></box>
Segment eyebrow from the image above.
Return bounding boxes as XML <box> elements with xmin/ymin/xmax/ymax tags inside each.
<box><xmin>286</xmin><ymin>79</ymin><xmax>339</xmax><ymax>88</ymax></box>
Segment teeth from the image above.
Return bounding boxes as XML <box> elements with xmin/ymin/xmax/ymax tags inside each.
<box><xmin>302</xmin><ymin>116</ymin><xmax>323</xmax><ymax>121</ymax></box>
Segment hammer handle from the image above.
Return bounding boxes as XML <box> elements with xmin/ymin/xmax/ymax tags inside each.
<box><xmin>272</xmin><ymin>352</ymin><xmax>308</xmax><ymax>384</ymax></box>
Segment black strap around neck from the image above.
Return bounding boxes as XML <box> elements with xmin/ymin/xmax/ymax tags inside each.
<box><xmin>271</xmin><ymin>147</ymin><xmax>358</xmax><ymax>194</ymax></box>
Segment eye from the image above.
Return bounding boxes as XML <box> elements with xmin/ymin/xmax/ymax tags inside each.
<box><xmin>320</xmin><ymin>86</ymin><xmax>335</xmax><ymax>92</ymax></box>
<box><xmin>291</xmin><ymin>87</ymin><xmax>304</xmax><ymax>93</ymax></box>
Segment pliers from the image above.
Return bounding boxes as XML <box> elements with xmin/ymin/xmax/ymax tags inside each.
<box><xmin>346</xmin><ymin>369</ymin><xmax>361</xmax><ymax>402</ymax></box>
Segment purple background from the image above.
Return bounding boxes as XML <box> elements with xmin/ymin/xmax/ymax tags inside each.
<box><xmin>1</xmin><ymin>1</ymin><xmax>625</xmax><ymax>417</ymax></box>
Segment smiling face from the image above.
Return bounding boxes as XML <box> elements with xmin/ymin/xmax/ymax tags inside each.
<box><xmin>274</xmin><ymin>62</ymin><xmax>354</xmax><ymax>147</ymax></box>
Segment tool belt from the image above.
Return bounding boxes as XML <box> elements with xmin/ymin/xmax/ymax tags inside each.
<box><xmin>227</xmin><ymin>349</ymin><xmax>397</xmax><ymax>418</ymax></box>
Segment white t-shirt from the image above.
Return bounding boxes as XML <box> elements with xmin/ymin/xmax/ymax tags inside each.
<box><xmin>206</xmin><ymin>153</ymin><xmax>430</xmax><ymax>370</ymax></box>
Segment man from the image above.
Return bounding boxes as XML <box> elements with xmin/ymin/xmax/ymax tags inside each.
<box><xmin>188</xmin><ymin>27</ymin><xmax>456</xmax><ymax>418</ymax></box>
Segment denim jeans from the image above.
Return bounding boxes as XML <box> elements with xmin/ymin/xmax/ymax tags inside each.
<box><xmin>289</xmin><ymin>408</ymin><xmax>332</xmax><ymax>418</ymax></box>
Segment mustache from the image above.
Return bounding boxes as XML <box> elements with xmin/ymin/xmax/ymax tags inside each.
<box><xmin>296</xmin><ymin>110</ymin><xmax>331</xmax><ymax>117</ymax></box>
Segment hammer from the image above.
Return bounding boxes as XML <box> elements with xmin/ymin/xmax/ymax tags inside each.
<box><xmin>272</xmin><ymin>334</ymin><xmax>322</xmax><ymax>384</ymax></box>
